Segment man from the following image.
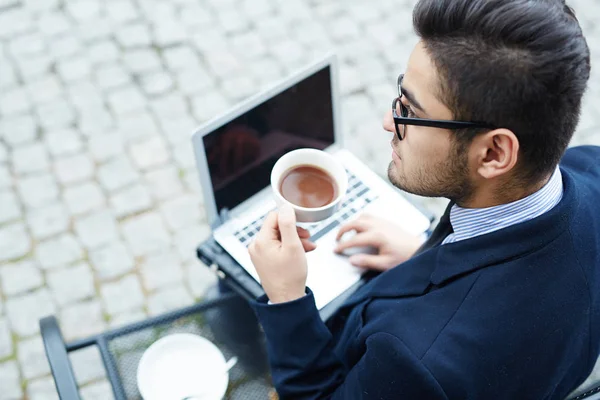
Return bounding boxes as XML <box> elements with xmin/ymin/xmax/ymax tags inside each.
<box><xmin>248</xmin><ymin>0</ymin><xmax>600</xmax><ymax>398</ymax></box>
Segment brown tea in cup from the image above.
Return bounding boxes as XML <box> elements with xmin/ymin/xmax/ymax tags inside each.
<box><xmin>279</xmin><ymin>164</ymin><xmax>338</xmax><ymax>208</ymax></box>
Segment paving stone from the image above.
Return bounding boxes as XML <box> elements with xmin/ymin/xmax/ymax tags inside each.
<box><xmin>110</xmin><ymin>183</ymin><xmax>153</xmax><ymax>218</ymax></box>
<box><xmin>80</xmin><ymin>380</ymin><xmax>115</xmax><ymax>400</ymax></box>
<box><xmin>54</xmin><ymin>154</ymin><xmax>94</xmax><ymax>185</ymax></box>
<box><xmin>174</xmin><ymin>67</ymin><xmax>214</xmax><ymax>96</ymax></box>
<box><xmin>97</xmin><ymin>156</ymin><xmax>140</xmax><ymax>192</ymax></box>
<box><xmin>7</xmin><ymin>32</ymin><xmax>46</xmax><ymax>58</ymax></box>
<box><xmin>108</xmin><ymin>308</ymin><xmax>147</xmax><ymax>329</ymax></box>
<box><xmin>121</xmin><ymin>212</ymin><xmax>171</xmax><ymax>256</ymax></box>
<box><xmin>57</xmin><ymin>56</ymin><xmax>92</xmax><ymax>83</ymax></box>
<box><xmin>0</xmin><ymin>260</ymin><xmax>44</xmax><ymax>297</ymax></box>
<box><xmin>172</xmin><ymin>141</ymin><xmax>196</xmax><ymax>170</ymax></box>
<box><xmin>70</xmin><ymin>346</ymin><xmax>106</xmax><ymax>386</ymax></box>
<box><xmin>149</xmin><ymin>93</ymin><xmax>189</xmax><ymax>119</ymax></box>
<box><xmin>5</xmin><ymin>288</ymin><xmax>56</xmax><ymax>336</ymax></box>
<box><xmin>0</xmin><ymin>361</ymin><xmax>22</xmax><ymax>400</ymax></box>
<box><xmin>0</xmin><ymin>9</ymin><xmax>34</xmax><ymax>39</ymax></box>
<box><xmin>144</xmin><ymin>166</ymin><xmax>185</xmax><ymax>201</ymax></box>
<box><xmin>0</xmin><ymin>222</ymin><xmax>31</xmax><ymax>262</ymax></box>
<box><xmin>45</xmin><ymin>127</ymin><xmax>83</xmax><ymax>157</ymax></box>
<box><xmin>0</xmin><ymin>189</ymin><xmax>20</xmax><ymax>224</ymax></box>
<box><xmin>49</xmin><ymin>35</ymin><xmax>82</xmax><ymax>60</ymax></box>
<box><xmin>162</xmin><ymin>45</ymin><xmax>200</xmax><ymax>71</ymax></box>
<box><xmin>116</xmin><ymin>23</ymin><xmax>152</xmax><ymax>48</ymax></box>
<box><xmin>67</xmin><ymin>81</ymin><xmax>104</xmax><ymax>110</ymax></box>
<box><xmin>94</xmin><ymin>63</ymin><xmax>132</xmax><ymax>91</ymax></box>
<box><xmin>0</xmin><ymin>86</ymin><xmax>31</xmax><ymax>116</ymax></box>
<box><xmin>27</xmin><ymin>202</ymin><xmax>70</xmax><ymax>240</ymax></box>
<box><xmin>129</xmin><ymin>135</ymin><xmax>170</xmax><ymax>170</ymax></box>
<box><xmin>231</xmin><ymin>32</ymin><xmax>268</xmax><ymax>61</ymax></box>
<box><xmin>16</xmin><ymin>53</ymin><xmax>53</xmax><ymax>81</ymax></box>
<box><xmin>74</xmin><ymin>210</ymin><xmax>120</xmax><ymax>249</ymax></box>
<box><xmin>203</xmin><ymin>49</ymin><xmax>243</xmax><ymax>79</ymax></box>
<box><xmin>88</xmin><ymin>40</ymin><xmax>120</xmax><ymax>65</ymax></box>
<box><xmin>78</xmin><ymin>109</ymin><xmax>115</xmax><ymax>138</ymax></box>
<box><xmin>17</xmin><ymin>336</ymin><xmax>50</xmax><ymax>380</ymax></box>
<box><xmin>87</xmin><ymin>132</ymin><xmax>125</xmax><ymax>163</ymax></box>
<box><xmin>22</xmin><ymin>0</ymin><xmax>60</xmax><ymax>11</ymax></box>
<box><xmin>221</xmin><ymin>74</ymin><xmax>257</xmax><ymax>101</ymax></box>
<box><xmin>248</xmin><ymin>57</ymin><xmax>285</xmax><ymax>85</ymax></box>
<box><xmin>0</xmin><ymin>318</ymin><xmax>13</xmax><ymax>359</ymax></box>
<box><xmin>38</xmin><ymin>11</ymin><xmax>72</xmax><ymax>37</ymax></box>
<box><xmin>0</xmin><ymin>61</ymin><xmax>17</xmax><ymax>89</ymax></box>
<box><xmin>183</xmin><ymin>261</ymin><xmax>214</xmax><ymax>298</ymax></box>
<box><xmin>153</xmin><ymin>21</ymin><xmax>187</xmax><ymax>47</ymax></box>
<box><xmin>89</xmin><ymin>241</ymin><xmax>134</xmax><ymax>280</ymax></box>
<box><xmin>47</xmin><ymin>262</ymin><xmax>96</xmax><ymax>306</ymax></box>
<box><xmin>147</xmin><ymin>284</ymin><xmax>194</xmax><ymax>316</ymax></box>
<box><xmin>116</xmin><ymin>111</ymin><xmax>160</xmax><ymax>143</ymax></box>
<box><xmin>66</xmin><ymin>0</ymin><xmax>101</xmax><ymax>21</ymax></box>
<box><xmin>157</xmin><ymin>115</ymin><xmax>197</xmax><ymax>146</ymax></box>
<box><xmin>26</xmin><ymin>75</ymin><xmax>63</xmax><ymax>105</ymax></box>
<box><xmin>179</xmin><ymin>4</ymin><xmax>212</xmax><ymax>30</ymax></box>
<box><xmin>78</xmin><ymin>17</ymin><xmax>112</xmax><ymax>43</ymax></box>
<box><xmin>60</xmin><ymin>300</ymin><xmax>106</xmax><ymax>341</ymax></box>
<box><xmin>36</xmin><ymin>233</ymin><xmax>84</xmax><ymax>270</ymax></box>
<box><xmin>64</xmin><ymin>181</ymin><xmax>105</xmax><ymax>215</ymax></box>
<box><xmin>0</xmin><ymin>142</ymin><xmax>7</xmax><ymax>163</ymax></box>
<box><xmin>26</xmin><ymin>376</ymin><xmax>59</xmax><ymax>400</ymax></box>
<box><xmin>191</xmin><ymin>90</ymin><xmax>229</xmax><ymax>122</ymax></box>
<box><xmin>18</xmin><ymin>173</ymin><xmax>59</xmax><ymax>208</ymax></box>
<box><xmin>173</xmin><ymin>224</ymin><xmax>211</xmax><ymax>263</ymax></box>
<box><xmin>139</xmin><ymin>70</ymin><xmax>174</xmax><ymax>96</ymax></box>
<box><xmin>190</xmin><ymin>29</ymin><xmax>228</xmax><ymax>54</ymax></box>
<box><xmin>182</xmin><ymin>169</ymin><xmax>203</xmax><ymax>195</ymax></box>
<box><xmin>12</xmin><ymin>142</ymin><xmax>48</xmax><ymax>175</ymax></box>
<box><xmin>101</xmin><ymin>274</ymin><xmax>145</xmax><ymax>315</ymax></box>
<box><xmin>105</xmin><ymin>0</ymin><xmax>139</xmax><ymax>25</ymax></box>
<box><xmin>107</xmin><ymin>86</ymin><xmax>147</xmax><ymax>115</ymax></box>
<box><xmin>159</xmin><ymin>194</ymin><xmax>203</xmax><ymax>231</ymax></box>
<box><xmin>36</xmin><ymin>98</ymin><xmax>76</xmax><ymax>130</ymax></box>
<box><xmin>140</xmin><ymin>250</ymin><xmax>184</xmax><ymax>292</ymax></box>
<box><xmin>123</xmin><ymin>48</ymin><xmax>163</xmax><ymax>74</ymax></box>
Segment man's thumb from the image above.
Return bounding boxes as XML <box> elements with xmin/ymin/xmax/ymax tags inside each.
<box><xmin>278</xmin><ymin>204</ymin><xmax>301</xmax><ymax>245</ymax></box>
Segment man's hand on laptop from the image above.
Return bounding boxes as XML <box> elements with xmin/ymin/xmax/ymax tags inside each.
<box><xmin>334</xmin><ymin>214</ymin><xmax>423</xmax><ymax>271</ymax></box>
<box><xmin>248</xmin><ymin>204</ymin><xmax>316</xmax><ymax>304</ymax></box>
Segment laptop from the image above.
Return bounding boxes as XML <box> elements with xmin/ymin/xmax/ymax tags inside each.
<box><xmin>191</xmin><ymin>54</ymin><xmax>431</xmax><ymax>310</ymax></box>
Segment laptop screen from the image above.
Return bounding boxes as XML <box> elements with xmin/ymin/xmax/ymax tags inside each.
<box><xmin>203</xmin><ymin>65</ymin><xmax>335</xmax><ymax>214</ymax></box>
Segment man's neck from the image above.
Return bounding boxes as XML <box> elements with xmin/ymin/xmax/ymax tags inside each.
<box><xmin>457</xmin><ymin>173</ymin><xmax>553</xmax><ymax>209</ymax></box>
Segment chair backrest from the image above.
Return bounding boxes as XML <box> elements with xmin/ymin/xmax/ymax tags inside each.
<box><xmin>567</xmin><ymin>355</ymin><xmax>600</xmax><ymax>400</ymax></box>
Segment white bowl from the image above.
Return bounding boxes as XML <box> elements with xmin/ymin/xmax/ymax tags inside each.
<box><xmin>271</xmin><ymin>148</ymin><xmax>348</xmax><ymax>223</ymax></box>
<box><xmin>136</xmin><ymin>333</ymin><xmax>229</xmax><ymax>400</ymax></box>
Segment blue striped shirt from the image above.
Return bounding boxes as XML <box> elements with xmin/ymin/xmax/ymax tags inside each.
<box><xmin>442</xmin><ymin>167</ymin><xmax>564</xmax><ymax>245</ymax></box>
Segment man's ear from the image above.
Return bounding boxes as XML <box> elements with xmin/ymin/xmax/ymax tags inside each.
<box><xmin>472</xmin><ymin>129</ymin><xmax>520</xmax><ymax>180</ymax></box>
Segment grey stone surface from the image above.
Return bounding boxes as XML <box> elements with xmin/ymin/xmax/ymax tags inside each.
<box><xmin>88</xmin><ymin>132</ymin><xmax>126</xmax><ymax>163</ymax></box>
<box><xmin>60</xmin><ymin>300</ymin><xmax>106</xmax><ymax>341</ymax></box>
<box><xmin>0</xmin><ymin>114</ymin><xmax>37</xmax><ymax>146</ymax></box>
<box><xmin>70</xmin><ymin>346</ymin><xmax>107</xmax><ymax>386</ymax></box>
<box><xmin>0</xmin><ymin>317</ymin><xmax>13</xmax><ymax>359</ymax></box>
<box><xmin>97</xmin><ymin>156</ymin><xmax>140</xmax><ymax>192</ymax></box>
<box><xmin>79</xmin><ymin>380</ymin><xmax>115</xmax><ymax>400</ymax></box>
<box><xmin>45</xmin><ymin>128</ymin><xmax>83</xmax><ymax>157</ymax></box>
<box><xmin>5</xmin><ymin>288</ymin><xmax>56</xmax><ymax>337</ymax></box>
<box><xmin>0</xmin><ymin>166</ymin><xmax>10</xmax><ymax>190</ymax></box>
<box><xmin>17</xmin><ymin>335</ymin><xmax>50</xmax><ymax>380</ymax></box>
<box><xmin>54</xmin><ymin>154</ymin><xmax>95</xmax><ymax>185</ymax></box>
<box><xmin>121</xmin><ymin>212</ymin><xmax>171</xmax><ymax>256</ymax></box>
<box><xmin>36</xmin><ymin>234</ymin><xmax>84</xmax><ymax>270</ymax></box>
<box><xmin>110</xmin><ymin>183</ymin><xmax>153</xmax><ymax>218</ymax></box>
<box><xmin>185</xmin><ymin>259</ymin><xmax>218</xmax><ymax>300</ymax></box>
<box><xmin>144</xmin><ymin>166</ymin><xmax>185</xmax><ymax>201</ymax></box>
<box><xmin>26</xmin><ymin>376</ymin><xmax>59</xmax><ymax>400</ymax></box>
<box><xmin>0</xmin><ymin>361</ymin><xmax>22</xmax><ymax>400</ymax></box>
<box><xmin>139</xmin><ymin>250</ymin><xmax>184</xmax><ymax>292</ymax></box>
<box><xmin>64</xmin><ymin>181</ymin><xmax>105</xmax><ymax>215</ymax></box>
<box><xmin>147</xmin><ymin>284</ymin><xmax>194</xmax><ymax>316</ymax></box>
<box><xmin>100</xmin><ymin>274</ymin><xmax>145</xmax><ymax>315</ymax></box>
<box><xmin>36</xmin><ymin>97</ymin><xmax>77</xmax><ymax>130</ymax></box>
<box><xmin>18</xmin><ymin>173</ymin><xmax>59</xmax><ymax>209</ymax></box>
<box><xmin>140</xmin><ymin>70</ymin><xmax>174</xmax><ymax>96</ymax></box>
<box><xmin>47</xmin><ymin>262</ymin><xmax>96</xmax><ymax>306</ymax></box>
<box><xmin>0</xmin><ymin>189</ymin><xmax>20</xmax><ymax>224</ymax></box>
<box><xmin>88</xmin><ymin>40</ymin><xmax>121</xmax><ymax>65</ymax></box>
<box><xmin>26</xmin><ymin>202</ymin><xmax>70</xmax><ymax>240</ymax></box>
<box><xmin>12</xmin><ymin>142</ymin><xmax>49</xmax><ymax>175</ymax></box>
<box><xmin>89</xmin><ymin>241</ymin><xmax>134</xmax><ymax>280</ymax></box>
<box><xmin>94</xmin><ymin>63</ymin><xmax>132</xmax><ymax>91</ymax></box>
<box><xmin>0</xmin><ymin>222</ymin><xmax>31</xmax><ymax>262</ymax></box>
<box><xmin>74</xmin><ymin>210</ymin><xmax>120</xmax><ymax>249</ymax></box>
<box><xmin>0</xmin><ymin>260</ymin><xmax>43</xmax><ymax>296</ymax></box>
<box><xmin>160</xmin><ymin>194</ymin><xmax>203</xmax><ymax>231</ymax></box>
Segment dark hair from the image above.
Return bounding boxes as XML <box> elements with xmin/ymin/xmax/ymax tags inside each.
<box><xmin>413</xmin><ymin>0</ymin><xmax>590</xmax><ymax>184</ymax></box>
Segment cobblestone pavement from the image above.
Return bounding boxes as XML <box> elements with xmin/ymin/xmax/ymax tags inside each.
<box><xmin>0</xmin><ymin>0</ymin><xmax>599</xmax><ymax>398</ymax></box>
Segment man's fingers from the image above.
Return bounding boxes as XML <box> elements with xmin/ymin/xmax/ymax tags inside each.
<box><xmin>297</xmin><ymin>226</ymin><xmax>311</xmax><ymax>238</ymax></box>
<box><xmin>256</xmin><ymin>212</ymin><xmax>280</xmax><ymax>242</ymax></box>
<box><xmin>278</xmin><ymin>205</ymin><xmax>302</xmax><ymax>247</ymax></box>
<box><xmin>335</xmin><ymin>218</ymin><xmax>370</xmax><ymax>241</ymax></box>
<box><xmin>334</xmin><ymin>231</ymin><xmax>379</xmax><ymax>253</ymax></box>
<box><xmin>348</xmin><ymin>254</ymin><xmax>394</xmax><ymax>271</ymax></box>
<box><xmin>301</xmin><ymin>239</ymin><xmax>317</xmax><ymax>253</ymax></box>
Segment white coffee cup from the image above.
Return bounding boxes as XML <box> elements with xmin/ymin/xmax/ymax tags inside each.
<box><xmin>270</xmin><ymin>148</ymin><xmax>348</xmax><ymax>223</ymax></box>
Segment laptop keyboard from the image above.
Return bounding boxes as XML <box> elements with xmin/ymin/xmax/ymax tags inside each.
<box><xmin>234</xmin><ymin>171</ymin><xmax>378</xmax><ymax>246</ymax></box>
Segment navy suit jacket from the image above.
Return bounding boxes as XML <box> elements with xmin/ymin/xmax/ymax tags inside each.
<box><xmin>252</xmin><ymin>146</ymin><xmax>600</xmax><ymax>399</ymax></box>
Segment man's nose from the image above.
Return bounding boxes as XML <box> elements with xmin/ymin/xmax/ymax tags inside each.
<box><xmin>382</xmin><ymin>109</ymin><xmax>395</xmax><ymax>134</ymax></box>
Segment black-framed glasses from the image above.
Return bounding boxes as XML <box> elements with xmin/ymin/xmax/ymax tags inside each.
<box><xmin>392</xmin><ymin>74</ymin><xmax>495</xmax><ymax>140</ymax></box>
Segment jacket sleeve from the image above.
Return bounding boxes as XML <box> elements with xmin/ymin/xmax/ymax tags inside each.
<box><xmin>252</xmin><ymin>290</ymin><xmax>449</xmax><ymax>399</ymax></box>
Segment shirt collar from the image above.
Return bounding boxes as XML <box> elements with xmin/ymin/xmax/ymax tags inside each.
<box><xmin>446</xmin><ymin>167</ymin><xmax>564</xmax><ymax>243</ymax></box>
